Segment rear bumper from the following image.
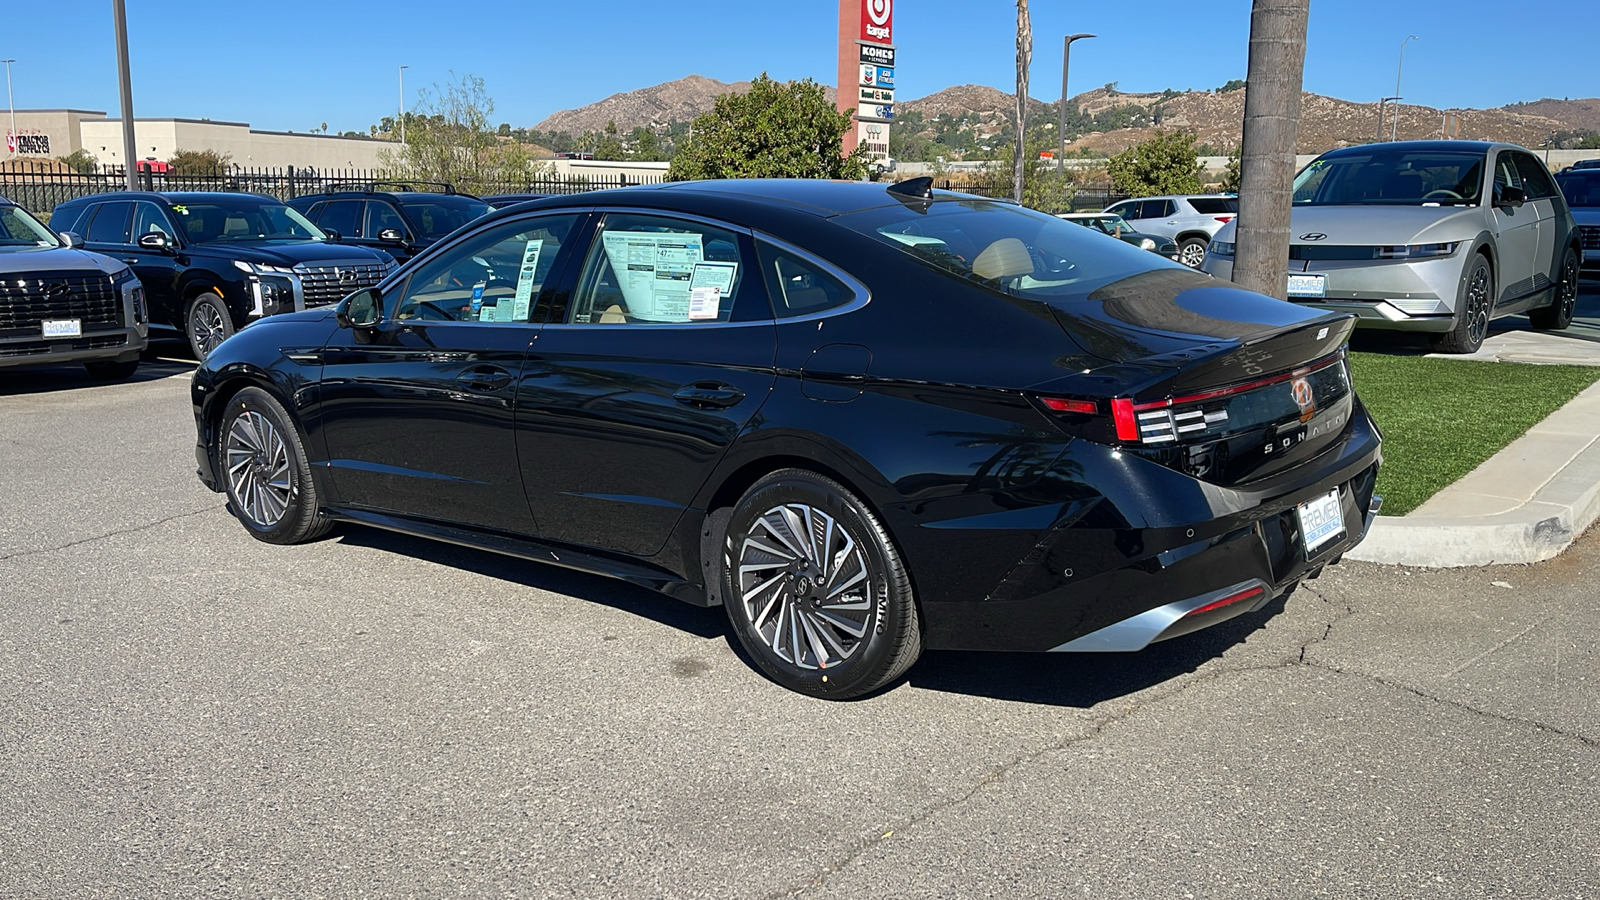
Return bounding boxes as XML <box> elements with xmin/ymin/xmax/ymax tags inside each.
<box><xmin>914</xmin><ymin>404</ymin><xmax>1382</xmax><ymax>653</ymax></box>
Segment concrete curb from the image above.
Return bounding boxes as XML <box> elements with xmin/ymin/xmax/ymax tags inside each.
<box><xmin>1347</xmin><ymin>378</ymin><xmax>1600</xmax><ymax>567</ymax></box>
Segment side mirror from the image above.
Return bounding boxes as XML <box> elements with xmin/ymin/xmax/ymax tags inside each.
<box><xmin>324</xmin><ymin>228</ymin><xmax>343</xmax><ymax>243</ymax></box>
<box><xmin>60</xmin><ymin>231</ymin><xmax>85</xmax><ymax>249</ymax></box>
<box><xmin>377</xmin><ymin>228</ymin><xmax>407</xmax><ymax>244</ymax></box>
<box><xmin>336</xmin><ymin>287</ymin><xmax>382</xmax><ymax>329</ymax></box>
<box><xmin>1497</xmin><ymin>186</ymin><xmax>1527</xmax><ymax>209</ymax></box>
<box><xmin>137</xmin><ymin>232</ymin><xmax>172</xmax><ymax>252</ymax></box>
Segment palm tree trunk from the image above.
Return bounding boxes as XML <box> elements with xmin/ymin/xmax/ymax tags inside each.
<box><xmin>1234</xmin><ymin>0</ymin><xmax>1310</xmax><ymax>299</ymax></box>
<box><xmin>1013</xmin><ymin>0</ymin><xmax>1032</xmax><ymax>203</ymax></box>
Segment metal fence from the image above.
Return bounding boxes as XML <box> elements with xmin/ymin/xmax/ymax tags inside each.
<box><xmin>933</xmin><ymin>180</ymin><xmax>1129</xmax><ymax>213</ymax></box>
<box><xmin>0</xmin><ymin>166</ymin><xmax>667</xmax><ymax>216</ymax></box>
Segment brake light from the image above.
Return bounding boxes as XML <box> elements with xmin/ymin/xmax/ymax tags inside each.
<box><xmin>1110</xmin><ymin>398</ymin><xmax>1139</xmax><ymax>442</ymax></box>
<box><xmin>1215</xmin><ymin>216</ymin><xmax>1235</xmax><ymax>223</ymax></box>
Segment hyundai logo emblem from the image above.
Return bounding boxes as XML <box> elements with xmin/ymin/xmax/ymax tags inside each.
<box><xmin>338</xmin><ymin>268</ymin><xmax>357</xmax><ymax>285</ymax></box>
<box><xmin>1291</xmin><ymin>376</ymin><xmax>1316</xmax><ymax>422</ymax></box>
<box><xmin>1300</xmin><ymin>233</ymin><xmax>1329</xmax><ymax>242</ymax></box>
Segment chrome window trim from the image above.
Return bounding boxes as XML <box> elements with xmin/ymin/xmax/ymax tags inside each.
<box><xmin>752</xmin><ymin>232</ymin><xmax>873</xmax><ymax>324</ymax></box>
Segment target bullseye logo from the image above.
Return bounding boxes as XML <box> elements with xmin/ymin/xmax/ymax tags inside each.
<box><xmin>860</xmin><ymin>0</ymin><xmax>892</xmax><ymax>42</ymax></box>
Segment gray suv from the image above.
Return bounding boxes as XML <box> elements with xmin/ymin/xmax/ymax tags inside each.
<box><xmin>1102</xmin><ymin>194</ymin><xmax>1238</xmax><ymax>268</ymax></box>
<box><xmin>0</xmin><ymin>196</ymin><xmax>147</xmax><ymax>378</ymax></box>
<box><xmin>1203</xmin><ymin>141</ymin><xmax>1581</xmax><ymax>354</ymax></box>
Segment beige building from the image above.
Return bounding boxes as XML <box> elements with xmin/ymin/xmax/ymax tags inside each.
<box><xmin>7</xmin><ymin>109</ymin><xmax>391</xmax><ymax>170</ymax></box>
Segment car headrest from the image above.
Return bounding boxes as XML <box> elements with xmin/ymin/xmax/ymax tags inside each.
<box><xmin>972</xmin><ymin>237</ymin><xmax>1033</xmax><ymax>281</ymax></box>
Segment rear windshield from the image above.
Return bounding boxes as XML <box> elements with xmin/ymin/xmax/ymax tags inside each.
<box><xmin>1187</xmin><ymin>197</ymin><xmax>1238</xmax><ymax>214</ymax></box>
<box><xmin>1293</xmin><ymin>150</ymin><xmax>1484</xmax><ymax>206</ymax></box>
<box><xmin>836</xmin><ymin>198</ymin><xmax>1179</xmax><ymax>301</ymax></box>
<box><xmin>1556</xmin><ymin>171</ymin><xmax>1600</xmax><ymax>208</ymax></box>
<box><xmin>400</xmin><ymin>197</ymin><xmax>492</xmax><ymax>239</ymax></box>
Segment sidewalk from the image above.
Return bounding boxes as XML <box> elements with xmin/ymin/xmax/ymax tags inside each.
<box><xmin>1347</xmin><ymin>284</ymin><xmax>1600</xmax><ymax>566</ymax></box>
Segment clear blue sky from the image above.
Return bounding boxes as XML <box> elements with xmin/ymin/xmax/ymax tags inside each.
<box><xmin>5</xmin><ymin>0</ymin><xmax>1594</xmax><ymax>133</ymax></box>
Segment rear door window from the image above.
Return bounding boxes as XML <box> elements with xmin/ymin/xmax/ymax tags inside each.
<box><xmin>84</xmin><ymin>201</ymin><xmax>133</xmax><ymax>244</ymax></box>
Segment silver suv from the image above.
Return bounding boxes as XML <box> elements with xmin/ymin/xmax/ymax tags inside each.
<box><xmin>1202</xmin><ymin>141</ymin><xmax>1581</xmax><ymax>354</ymax></box>
<box><xmin>1102</xmin><ymin>194</ymin><xmax>1238</xmax><ymax>268</ymax></box>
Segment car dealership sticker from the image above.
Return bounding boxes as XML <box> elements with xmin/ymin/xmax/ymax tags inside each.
<box><xmin>601</xmin><ymin>231</ymin><xmax>705</xmax><ymax>322</ymax></box>
<box><xmin>513</xmin><ymin>239</ymin><xmax>544</xmax><ymax>320</ymax></box>
<box><xmin>688</xmin><ymin>286</ymin><xmax>721</xmax><ymax>320</ymax></box>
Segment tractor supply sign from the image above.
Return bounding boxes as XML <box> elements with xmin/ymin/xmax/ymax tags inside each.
<box><xmin>860</xmin><ymin>0</ymin><xmax>892</xmax><ymax>44</ymax></box>
<box><xmin>6</xmin><ymin>132</ymin><xmax>51</xmax><ymax>155</ymax></box>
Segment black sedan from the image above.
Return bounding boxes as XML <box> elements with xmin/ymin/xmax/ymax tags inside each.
<box><xmin>191</xmin><ymin>178</ymin><xmax>1383</xmax><ymax>699</ymax></box>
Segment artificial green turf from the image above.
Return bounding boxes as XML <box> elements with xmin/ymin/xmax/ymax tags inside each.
<box><xmin>1347</xmin><ymin>353</ymin><xmax>1600</xmax><ymax>516</ymax></box>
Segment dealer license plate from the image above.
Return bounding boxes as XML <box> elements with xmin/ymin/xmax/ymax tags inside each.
<box><xmin>42</xmin><ymin>319</ymin><xmax>82</xmax><ymax>338</ymax></box>
<box><xmin>1287</xmin><ymin>273</ymin><xmax>1326</xmax><ymax>298</ymax></box>
<box><xmin>1297</xmin><ymin>488</ymin><xmax>1345</xmax><ymax>555</ymax></box>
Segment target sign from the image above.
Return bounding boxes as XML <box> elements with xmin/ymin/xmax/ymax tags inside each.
<box><xmin>860</xmin><ymin>0</ymin><xmax>892</xmax><ymax>43</ymax></box>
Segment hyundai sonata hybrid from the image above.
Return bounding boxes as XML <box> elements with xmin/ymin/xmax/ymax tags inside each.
<box><xmin>192</xmin><ymin>178</ymin><xmax>1383</xmax><ymax>699</ymax></box>
<box><xmin>1203</xmin><ymin>141</ymin><xmax>1581</xmax><ymax>354</ymax></box>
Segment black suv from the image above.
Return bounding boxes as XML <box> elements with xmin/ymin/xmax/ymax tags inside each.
<box><xmin>287</xmin><ymin>188</ymin><xmax>491</xmax><ymax>264</ymax></box>
<box><xmin>0</xmin><ymin>194</ymin><xmax>147</xmax><ymax>378</ymax></box>
<box><xmin>51</xmin><ymin>192</ymin><xmax>395</xmax><ymax>360</ymax></box>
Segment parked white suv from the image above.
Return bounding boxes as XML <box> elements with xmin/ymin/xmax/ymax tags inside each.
<box><xmin>1102</xmin><ymin>194</ymin><xmax>1238</xmax><ymax>268</ymax></box>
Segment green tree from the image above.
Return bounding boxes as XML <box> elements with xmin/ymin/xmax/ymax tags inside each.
<box><xmin>1106</xmin><ymin>131</ymin><xmax>1206</xmax><ymax>196</ymax></box>
<box><xmin>629</xmin><ymin>127</ymin><xmax>666</xmax><ymax>162</ymax></box>
<box><xmin>1217</xmin><ymin>78</ymin><xmax>1246</xmax><ymax>93</ymax></box>
<box><xmin>379</xmin><ymin>72</ymin><xmax>546</xmax><ymax>195</ymax></box>
<box><xmin>668</xmin><ymin>73</ymin><xmax>865</xmax><ymax>181</ymax></box>
<box><xmin>168</xmin><ymin>148</ymin><xmax>232</xmax><ymax>173</ymax></box>
<box><xmin>1221</xmin><ymin>148</ymin><xmax>1242</xmax><ymax>193</ymax></box>
<box><xmin>56</xmin><ymin>149</ymin><xmax>98</xmax><ymax>174</ymax></box>
<box><xmin>592</xmin><ymin>121</ymin><xmax>625</xmax><ymax>161</ymax></box>
<box><xmin>498</xmin><ymin>123</ymin><xmax>511</xmax><ymax>137</ymax></box>
<box><xmin>978</xmin><ymin>138</ymin><xmax>1075</xmax><ymax>212</ymax></box>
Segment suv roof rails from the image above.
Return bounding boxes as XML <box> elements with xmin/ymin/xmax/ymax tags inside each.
<box><xmin>310</xmin><ymin>179</ymin><xmax>458</xmax><ymax>195</ymax></box>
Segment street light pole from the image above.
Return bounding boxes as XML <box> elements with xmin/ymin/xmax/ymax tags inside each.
<box><xmin>1377</xmin><ymin>96</ymin><xmax>1401</xmax><ymax>142</ymax></box>
<box><xmin>398</xmin><ymin>65</ymin><xmax>409</xmax><ymax>144</ymax></box>
<box><xmin>1058</xmin><ymin>33</ymin><xmax>1095</xmax><ymax>176</ymax></box>
<box><xmin>1391</xmin><ymin>34</ymin><xmax>1418</xmax><ymax>142</ymax></box>
<box><xmin>2</xmin><ymin>60</ymin><xmax>16</xmax><ymax>160</ymax></box>
<box><xmin>112</xmin><ymin>0</ymin><xmax>139</xmax><ymax>189</ymax></box>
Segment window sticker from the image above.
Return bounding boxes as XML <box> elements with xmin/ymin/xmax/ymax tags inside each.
<box><xmin>689</xmin><ymin>261</ymin><xmax>737</xmax><ymax>295</ymax></box>
<box><xmin>512</xmin><ymin>238</ymin><xmax>544</xmax><ymax>320</ymax></box>
<box><xmin>688</xmin><ymin>286</ymin><xmax>721</xmax><ymax>320</ymax></box>
<box><xmin>601</xmin><ymin>231</ymin><xmax>705</xmax><ymax>322</ymax></box>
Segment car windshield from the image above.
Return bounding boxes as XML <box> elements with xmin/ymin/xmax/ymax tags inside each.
<box><xmin>838</xmin><ymin>198</ymin><xmax>1175</xmax><ymax>301</ymax></box>
<box><xmin>1077</xmin><ymin>215</ymin><xmax>1131</xmax><ymax>235</ymax></box>
<box><xmin>174</xmin><ymin>199</ymin><xmax>325</xmax><ymax>242</ymax></box>
<box><xmin>399</xmin><ymin>197</ymin><xmax>492</xmax><ymax>239</ymax></box>
<box><xmin>0</xmin><ymin>204</ymin><xmax>62</xmax><ymax>248</ymax></box>
<box><xmin>1292</xmin><ymin>150</ymin><xmax>1485</xmax><ymax>206</ymax></box>
<box><xmin>1556</xmin><ymin>170</ymin><xmax>1600</xmax><ymax>208</ymax></box>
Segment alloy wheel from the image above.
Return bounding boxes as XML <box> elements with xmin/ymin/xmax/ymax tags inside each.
<box><xmin>1178</xmin><ymin>241</ymin><xmax>1207</xmax><ymax>268</ymax></box>
<box><xmin>1558</xmin><ymin>254</ymin><xmax>1579</xmax><ymax>320</ymax></box>
<box><xmin>736</xmin><ymin>502</ymin><xmax>875</xmax><ymax>670</ymax></box>
<box><xmin>190</xmin><ymin>300</ymin><xmax>228</xmax><ymax>358</ymax></box>
<box><xmin>225</xmin><ymin>409</ymin><xmax>293</xmax><ymax>529</ymax></box>
<box><xmin>1465</xmin><ymin>264</ymin><xmax>1491</xmax><ymax>347</ymax></box>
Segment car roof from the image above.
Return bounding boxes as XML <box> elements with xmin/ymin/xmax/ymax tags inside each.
<box><xmin>56</xmin><ymin>191</ymin><xmax>278</xmax><ymax>206</ymax></box>
<box><xmin>1317</xmin><ymin>140</ymin><xmax>1511</xmax><ymax>158</ymax></box>
<box><xmin>289</xmin><ymin>190</ymin><xmax>480</xmax><ymax>203</ymax></box>
<box><xmin>478</xmin><ymin>178</ymin><xmax>1006</xmax><ymax>222</ymax></box>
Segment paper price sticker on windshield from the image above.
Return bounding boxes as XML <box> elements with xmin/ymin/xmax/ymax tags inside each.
<box><xmin>688</xmin><ymin>286</ymin><xmax>721</xmax><ymax>320</ymax></box>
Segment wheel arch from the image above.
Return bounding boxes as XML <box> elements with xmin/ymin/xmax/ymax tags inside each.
<box><xmin>200</xmin><ymin>368</ymin><xmax>307</xmax><ymax>490</ymax></box>
<box><xmin>1174</xmin><ymin>230</ymin><xmax>1212</xmax><ymax>245</ymax></box>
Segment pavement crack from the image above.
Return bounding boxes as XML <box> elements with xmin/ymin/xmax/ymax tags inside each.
<box><xmin>1304</xmin><ymin>660</ymin><xmax>1599</xmax><ymax>749</ymax></box>
<box><xmin>0</xmin><ymin>505</ymin><xmax>224</xmax><ymax>561</ymax></box>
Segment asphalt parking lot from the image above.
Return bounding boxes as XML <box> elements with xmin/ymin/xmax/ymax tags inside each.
<box><xmin>2</xmin><ymin>353</ymin><xmax>1597</xmax><ymax>898</ymax></box>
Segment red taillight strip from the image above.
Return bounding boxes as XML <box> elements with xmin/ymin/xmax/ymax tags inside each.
<box><xmin>1133</xmin><ymin>349</ymin><xmax>1345</xmax><ymax>412</ymax></box>
<box><xmin>1182</xmin><ymin>585</ymin><xmax>1265</xmax><ymax>619</ymax></box>
<box><xmin>1040</xmin><ymin>397</ymin><xmax>1098</xmax><ymax>415</ymax></box>
<box><xmin>1109</xmin><ymin>398</ymin><xmax>1139</xmax><ymax>442</ymax></box>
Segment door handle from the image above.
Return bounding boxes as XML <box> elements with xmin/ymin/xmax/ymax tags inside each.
<box><xmin>456</xmin><ymin>365</ymin><xmax>513</xmax><ymax>392</ymax></box>
<box><xmin>673</xmin><ymin>382</ymin><xmax>745</xmax><ymax>408</ymax></box>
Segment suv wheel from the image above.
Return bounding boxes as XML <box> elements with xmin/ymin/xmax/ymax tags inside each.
<box><xmin>188</xmin><ymin>291</ymin><xmax>235</xmax><ymax>361</ymax></box>
<box><xmin>721</xmin><ymin>469</ymin><xmax>921</xmax><ymax>699</ymax></box>
<box><xmin>1430</xmin><ymin>254</ymin><xmax>1493</xmax><ymax>354</ymax></box>
<box><xmin>219</xmin><ymin>387</ymin><xmax>331</xmax><ymax>545</ymax></box>
<box><xmin>1177</xmin><ymin>237</ymin><xmax>1209</xmax><ymax>268</ymax></box>
<box><xmin>1529</xmin><ymin>247</ymin><xmax>1580</xmax><ymax>331</ymax></box>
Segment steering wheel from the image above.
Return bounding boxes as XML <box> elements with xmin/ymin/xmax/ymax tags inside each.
<box><xmin>1422</xmin><ymin>189</ymin><xmax>1463</xmax><ymax>201</ymax></box>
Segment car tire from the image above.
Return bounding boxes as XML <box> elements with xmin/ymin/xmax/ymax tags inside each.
<box><xmin>218</xmin><ymin>386</ymin><xmax>331</xmax><ymax>545</ymax></box>
<box><xmin>1177</xmin><ymin>237</ymin><xmax>1209</xmax><ymax>268</ymax></box>
<box><xmin>83</xmin><ymin>359</ymin><xmax>139</xmax><ymax>380</ymax></box>
<box><xmin>1529</xmin><ymin>247</ymin><xmax>1580</xmax><ymax>331</ymax></box>
<box><xmin>187</xmin><ymin>291</ymin><xmax>235</xmax><ymax>361</ymax></box>
<box><xmin>1430</xmin><ymin>253</ymin><xmax>1493</xmax><ymax>354</ymax></box>
<box><xmin>721</xmin><ymin>468</ymin><xmax>922</xmax><ymax>699</ymax></box>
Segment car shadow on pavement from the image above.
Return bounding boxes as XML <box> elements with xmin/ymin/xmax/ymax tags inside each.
<box><xmin>0</xmin><ymin>357</ymin><xmax>195</xmax><ymax>396</ymax></box>
<box><xmin>333</xmin><ymin>524</ymin><xmax>1287</xmax><ymax>707</ymax></box>
<box><xmin>330</xmin><ymin>526</ymin><xmax>729</xmax><ymax>640</ymax></box>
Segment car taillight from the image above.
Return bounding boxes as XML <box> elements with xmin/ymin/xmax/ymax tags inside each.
<box><xmin>1039</xmin><ymin>397</ymin><xmax>1097</xmax><ymax>415</ymax></box>
<box><xmin>1182</xmin><ymin>585</ymin><xmax>1263</xmax><ymax>618</ymax></box>
<box><xmin>1215</xmin><ymin>216</ymin><xmax>1235</xmax><ymax>224</ymax></box>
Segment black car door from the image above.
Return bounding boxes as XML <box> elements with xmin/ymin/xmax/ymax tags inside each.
<box><xmin>515</xmin><ymin>211</ymin><xmax>777</xmax><ymax>558</ymax></box>
<box><xmin>314</xmin><ymin>211</ymin><xmax>587</xmax><ymax>535</ymax></box>
<box><xmin>126</xmin><ymin>201</ymin><xmax>187</xmax><ymax>328</ymax></box>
